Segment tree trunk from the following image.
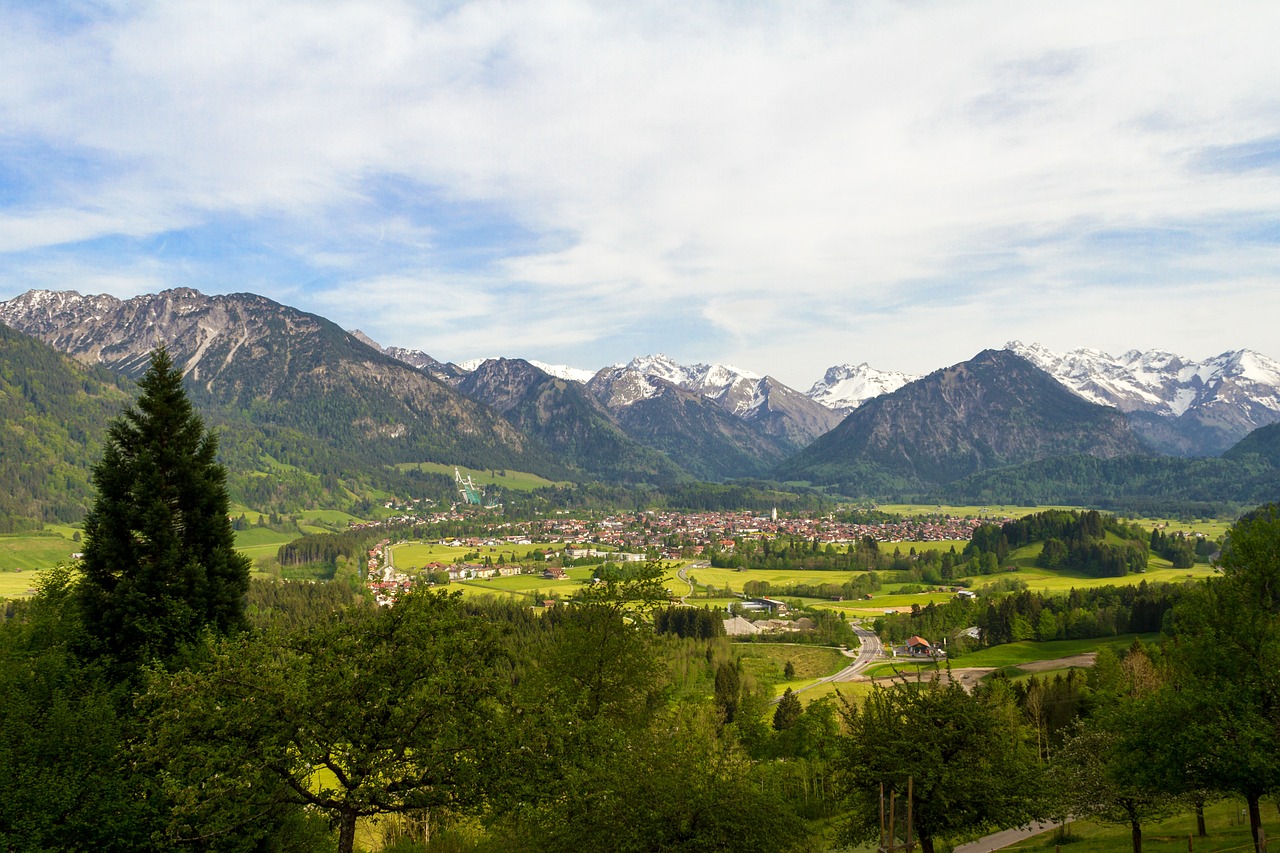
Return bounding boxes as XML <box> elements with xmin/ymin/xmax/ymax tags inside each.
<box><xmin>920</xmin><ymin>835</ymin><xmax>935</xmax><ymax>853</ymax></box>
<box><xmin>1248</xmin><ymin>793</ymin><xmax>1262</xmax><ymax>852</ymax></box>
<box><xmin>1196</xmin><ymin>798</ymin><xmax>1206</xmax><ymax>837</ymax></box>
<box><xmin>1131</xmin><ymin>817</ymin><xmax>1142</xmax><ymax>853</ymax></box>
<box><xmin>338</xmin><ymin>810</ymin><xmax>359</xmax><ymax>853</ymax></box>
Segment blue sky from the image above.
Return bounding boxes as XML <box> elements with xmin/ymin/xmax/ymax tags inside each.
<box><xmin>2</xmin><ymin>1</ymin><xmax>1279</xmax><ymax>388</ymax></box>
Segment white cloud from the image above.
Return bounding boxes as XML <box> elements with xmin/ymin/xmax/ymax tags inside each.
<box><xmin>2</xmin><ymin>0</ymin><xmax>1279</xmax><ymax>383</ymax></box>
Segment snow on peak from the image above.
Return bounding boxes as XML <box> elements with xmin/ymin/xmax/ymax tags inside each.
<box><xmin>1005</xmin><ymin>342</ymin><xmax>1280</xmax><ymax>419</ymax></box>
<box><xmin>806</xmin><ymin>363</ymin><xmax>919</xmax><ymax>411</ymax></box>
<box><xmin>527</xmin><ymin>360</ymin><xmax>596</xmax><ymax>383</ymax></box>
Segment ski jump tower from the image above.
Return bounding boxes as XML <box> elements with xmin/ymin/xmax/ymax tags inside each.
<box><xmin>455</xmin><ymin>467</ymin><xmax>484</xmax><ymax>506</ymax></box>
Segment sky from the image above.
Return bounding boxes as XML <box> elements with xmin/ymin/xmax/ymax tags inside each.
<box><xmin>2</xmin><ymin>1</ymin><xmax>1280</xmax><ymax>389</ymax></box>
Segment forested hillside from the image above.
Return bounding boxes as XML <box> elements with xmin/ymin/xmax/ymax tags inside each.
<box><xmin>0</xmin><ymin>324</ymin><xmax>131</xmax><ymax>529</ymax></box>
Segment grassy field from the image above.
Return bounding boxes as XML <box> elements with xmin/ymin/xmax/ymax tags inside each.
<box><xmin>736</xmin><ymin>643</ymin><xmax>847</xmax><ymax>683</ymax></box>
<box><xmin>392</xmin><ymin>462</ymin><xmax>569</xmax><ymax>492</ymax></box>
<box><xmin>1002</xmin><ymin>800</ymin><xmax>1277</xmax><ymax>852</ymax></box>
<box><xmin>0</xmin><ymin>570</ymin><xmax>45</xmax><ymax>598</ymax></box>
<box><xmin>0</xmin><ymin>531</ymin><xmax>80</xmax><ymax>571</ymax></box>
<box><xmin>857</xmin><ymin>634</ymin><xmax>1159</xmax><ymax>681</ymax></box>
<box><xmin>876</xmin><ymin>503</ymin><xmax>1081</xmax><ymax>518</ymax></box>
<box><xmin>233</xmin><ymin>527</ymin><xmax>299</xmax><ymax>561</ymax></box>
<box><xmin>391</xmin><ymin>540</ymin><xmax>567</xmax><ymax>568</ymax></box>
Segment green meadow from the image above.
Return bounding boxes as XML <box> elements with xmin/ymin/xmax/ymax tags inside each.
<box><xmin>0</xmin><ymin>569</ymin><xmax>44</xmax><ymax>599</ymax></box>
<box><xmin>0</xmin><ymin>529</ymin><xmax>80</xmax><ymax>571</ymax></box>
<box><xmin>391</xmin><ymin>540</ymin><xmax>568</xmax><ymax>568</ymax></box>
<box><xmin>876</xmin><ymin>503</ymin><xmax>1080</xmax><ymax>518</ymax></box>
<box><xmin>392</xmin><ymin>461</ymin><xmax>569</xmax><ymax>491</ymax></box>
<box><xmin>1003</xmin><ymin>800</ymin><xmax>1277</xmax><ymax>853</ymax></box>
<box><xmin>233</xmin><ymin>527</ymin><xmax>299</xmax><ymax>562</ymax></box>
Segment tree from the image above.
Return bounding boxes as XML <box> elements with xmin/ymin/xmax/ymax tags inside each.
<box><xmin>497</xmin><ymin>701</ymin><xmax>806</xmax><ymax>852</ymax></box>
<box><xmin>1153</xmin><ymin>504</ymin><xmax>1280</xmax><ymax>850</ymax></box>
<box><xmin>141</xmin><ymin>590</ymin><xmax>511</xmax><ymax>853</ymax></box>
<box><xmin>78</xmin><ymin>348</ymin><xmax>250</xmax><ymax>670</ymax></box>
<box><xmin>839</xmin><ymin>676</ymin><xmax>1043</xmax><ymax>853</ymax></box>
<box><xmin>773</xmin><ymin>688</ymin><xmax>802</xmax><ymax>731</ymax></box>
<box><xmin>1052</xmin><ymin>710</ymin><xmax>1176</xmax><ymax>853</ymax></box>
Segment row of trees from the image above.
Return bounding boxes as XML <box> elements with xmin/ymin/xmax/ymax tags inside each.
<box><xmin>877</xmin><ymin>580</ymin><xmax>1187</xmax><ymax>648</ymax></box>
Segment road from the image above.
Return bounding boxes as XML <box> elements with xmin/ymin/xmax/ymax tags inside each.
<box><xmin>781</xmin><ymin>625</ymin><xmax>884</xmax><ymax>702</ymax></box>
<box><xmin>675</xmin><ymin>560</ymin><xmax>706</xmax><ymax>604</ymax></box>
<box><xmin>952</xmin><ymin>820</ymin><xmax>1062</xmax><ymax>852</ymax></box>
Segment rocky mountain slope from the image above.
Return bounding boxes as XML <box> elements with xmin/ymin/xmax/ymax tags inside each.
<box><xmin>780</xmin><ymin>349</ymin><xmax>1147</xmax><ymax>490</ymax></box>
<box><xmin>455</xmin><ymin>358</ymin><xmax>687</xmax><ymax>485</ymax></box>
<box><xmin>0</xmin><ymin>289</ymin><xmax>564</xmax><ymax>480</ymax></box>
<box><xmin>586</xmin><ymin>365</ymin><xmax>790</xmax><ymax>480</ymax></box>
<box><xmin>1006</xmin><ymin>341</ymin><xmax>1280</xmax><ymax>456</ymax></box>
<box><xmin>601</xmin><ymin>355</ymin><xmax>841</xmax><ymax>450</ymax></box>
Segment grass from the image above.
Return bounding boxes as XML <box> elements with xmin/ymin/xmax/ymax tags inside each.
<box><xmin>391</xmin><ymin>540</ymin><xmax>568</xmax><ymax>568</ymax></box>
<box><xmin>1000</xmin><ymin>800</ymin><xmax>1277</xmax><ymax>852</ymax></box>
<box><xmin>969</xmin><ymin>564</ymin><xmax>1216</xmax><ymax>595</ymax></box>
<box><xmin>954</xmin><ymin>633</ymin><xmax>1158</xmax><ymax>668</ymax></box>
<box><xmin>736</xmin><ymin>643</ymin><xmax>848</xmax><ymax>683</ymax></box>
<box><xmin>876</xmin><ymin>503</ymin><xmax>1081</xmax><ymax>519</ymax></box>
<box><xmin>391</xmin><ymin>461</ymin><xmax>569</xmax><ymax>492</ymax></box>
<box><xmin>0</xmin><ymin>570</ymin><xmax>45</xmax><ymax>599</ymax></box>
<box><xmin>0</xmin><ymin>531</ymin><xmax>80</xmax><ymax>571</ymax></box>
<box><xmin>233</xmin><ymin>528</ymin><xmax>298</xmax><ymax>561</ymax></box>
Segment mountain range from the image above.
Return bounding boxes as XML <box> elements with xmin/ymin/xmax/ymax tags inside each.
<box><xmin>3</xmin><ymin>286</ymin><xmax>1280</xmax><ymax>525</ymax></box>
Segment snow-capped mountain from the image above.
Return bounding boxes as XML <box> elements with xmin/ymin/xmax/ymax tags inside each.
<box><xmin>450</xmin><ymin>357</ymin><xmax>594</xmax><ymax>384</ymax></box>
<box><xmin>621</xmin><ymin>354</ymin><xmax>766</xmax><ymax>415</ymax></box>
<box><xmin>1006</xmin><ymin>341</ymin><xmax>1280</xmax><ymax>456</ymax></box>
<box><xmin>805</xmin><ymin>363</ymin><xmax>920</xmax><ymax>413</ymax></box>
<box><xmin>594</xmin><ymin>355</ymin><xmax>841</xmax><ymax>449</ymax></box>
<box><xmin>526</xmin><ymin>360</ymin><xmax>596</xmax><ymax>384</ymax></box>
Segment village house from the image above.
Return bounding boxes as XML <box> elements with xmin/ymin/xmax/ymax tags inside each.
<box><xmin>906</xmin><ymin>635</ymin><xmax>935</xmax><ymax>657</ymax></box>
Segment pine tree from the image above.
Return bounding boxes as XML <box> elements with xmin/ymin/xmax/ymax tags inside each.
<box><xmin>78</xmin><ymin>348</ymin><xmax>250</xmax><ymax>670</ymax></box>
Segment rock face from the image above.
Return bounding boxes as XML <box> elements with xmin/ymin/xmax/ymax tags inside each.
<box><xmin>0</xmin><ymin>288</ymin><xmax>561</xmax><ymax>476</ymax></box>
<box><xmin>586</xmin><ymin>365</ymin><xmax>790</xmax><ymax>481</ymax></box>
<box><xmin>1006</xmin><ymin>341</ymin><xmax>1280</xmax><ymax>456</ymax></box>
<box><xmin>596</xmin><ymin>355</ymin><xmax>841</xmax><ymax>452</ymax></box>
<box><xmin>781</xmin><ymin>349</ymin><xmax>1146</xmax><ymax>487</ymax></box>
<box><xmin>455</xmin><ymin>358</ymin><xmax>687</xmax><ymax>485</ymax></box>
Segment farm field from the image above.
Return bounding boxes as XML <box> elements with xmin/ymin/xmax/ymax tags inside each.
<box><xmin>0</xmin><ymin>530</ymin><xmax>80</xmax><ymax>571</ymax></box>
<box><xmin>392</xmin><ymin>461</ymin><xmax>569</xmax><ymax>491</ymax></box>
<box><xmin>391</xmin><ymin>540</ymin><xmax>567</xmax><ymax>568</ymax></box>
<box><xmin>875</xmin><ymin>503</ymin><xmax>1080</xmax><ymax>519</ymax></box>
<box><xmin>795</xmin><ymin>678</ymin><xmax>874</xmax><ymax>707</ymax></box>
<box><xmin>0</xmin><ymin>569</ymin><xmax>44</xmax><ymax>598</ymax></box>
<box><xmin>233</xmin><ymin>527</ymin><xmax>298</xmax><ymax>561</ymax></box>
<box><xmin>965</xmin><ymin>563</ymin><xmax>1214</xmax><ymax>594</ymax></box>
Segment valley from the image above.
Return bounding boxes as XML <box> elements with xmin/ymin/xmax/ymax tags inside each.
<box><xmin>0</xmin><ymin>287</ymin><xmax>1276</xmax><ymax>853</ymax></box>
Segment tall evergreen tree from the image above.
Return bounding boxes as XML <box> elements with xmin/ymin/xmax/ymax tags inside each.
<box><xmin>78</xmin><ymin>348</ymin><xmax>250</xmax><ymax>669</ymax></box>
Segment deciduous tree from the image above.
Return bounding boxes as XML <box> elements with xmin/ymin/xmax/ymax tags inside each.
<box><xmin>141</xmin><ymin>591</ymin><xmax>511</xmax><ymax>853</ymax></box>
<box><xmin>839</xmin><ymin>676</ymin><xmax>1043</xmax><ymax>853</ymax></box>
